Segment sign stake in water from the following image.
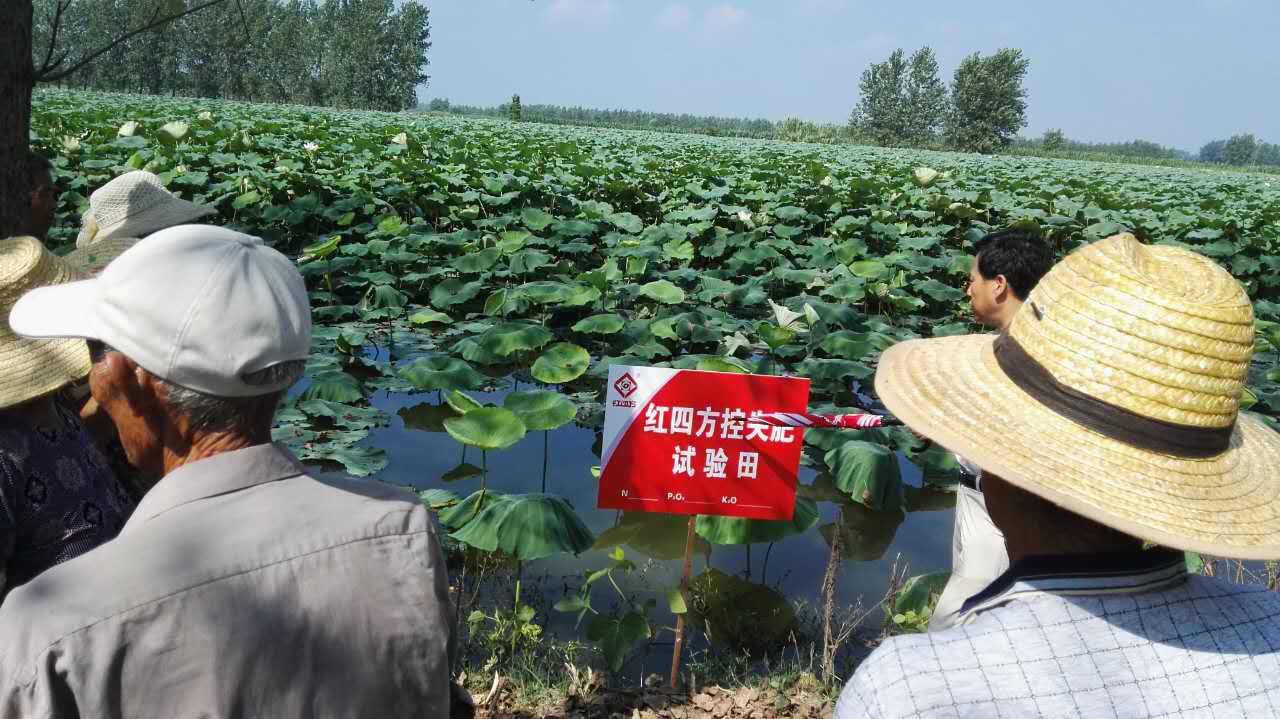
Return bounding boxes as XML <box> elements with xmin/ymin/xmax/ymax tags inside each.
<box><xmin>669</xmin><ymin>515</ymin><xmax>697</xmax><ymax>689</ymax></box>
<box><xmin>597</xmin><ymin>365</ymin><xmax>897</xmax><ymax>688</ymax></box>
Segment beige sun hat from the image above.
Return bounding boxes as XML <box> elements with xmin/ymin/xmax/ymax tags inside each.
<box><xmin>76</xmin><ymin>170</ymin><xmax>215</xmax><ymax>248</ymax></box>
<box><xmin>876</xmin><ymin>232</ymin><xmax>1280</xmax><ymax>560</ymax></box>
<box><xmin>63</xmin><ymin>236</ymin><xmax>140</xmax><ymax>277</ymax></box>
<box><xmin>0</xmin><ymin>237</ymin><xmax>90</xmax><ymax>409</ymax></box>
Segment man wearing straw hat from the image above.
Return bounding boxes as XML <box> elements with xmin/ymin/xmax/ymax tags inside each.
<box><xmin>930</xmin><ymin>227</ymin><xmax>1053</xmax><ymax>630</ymax></box>
<box><xmin>0</xmin><ymin>237</ymin><xmax>133</xmax><ymax>598</ymax></box>
<box><xmin>838</xmin><ymin>233</ymin><xmax>1280</xmax><ymax>717</ymax></box>
<box><xmin>75</xmin><ymin>169</ymin><xmax>215</xmax><ymax>249</ymax></box>
<box><xmin>0</xmin><ymin>225</ymin><xmax>463</xmax><ymax>717</ymax></box>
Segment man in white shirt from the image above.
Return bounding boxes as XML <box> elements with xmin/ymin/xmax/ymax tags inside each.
<box><xmin>930</xmin><ymin>228</ymin><xmax>1053</xmax><ymax>630</ymax></box>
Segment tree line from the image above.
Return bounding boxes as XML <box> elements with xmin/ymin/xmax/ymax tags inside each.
<box><xmin>1198</xmin><ymin>135</ymin><xmax>1280</xmax><ymax>168</ymax></box>
<box><xmin>423</xmin><ymin>98</ymin><xmax>779</xmax><ymax>139</ymax></box>
<box><xmin>30</xmin><ymin>0</ymin><xmax>431</xmax><ymax>112</ymax></box>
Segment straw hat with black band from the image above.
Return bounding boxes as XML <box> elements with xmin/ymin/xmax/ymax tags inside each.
<box><xmin>0</xmin><ymin>237</ymin><xmax>90</xmax><ymax>409</ymax></box>
<box><xmin>76</xmin><ymin>170</ymin><xmax>215</xmax><ymax>248</ymax></box>
<box><xmin>875</xmin><ymin>232</ymin><xmax>1280</xmax><ymax>560</ymax></box>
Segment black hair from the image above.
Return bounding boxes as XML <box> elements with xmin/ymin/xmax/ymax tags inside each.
<box><xmin>973</xmin><ymin>228</ymin><xmax>1054</xmax><ymax>301</ymax></box>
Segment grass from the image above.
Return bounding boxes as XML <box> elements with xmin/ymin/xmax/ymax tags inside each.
<box><xmin>449</xmin><ymin>543</ymin><xmax>904</xmax><ymax>716</ymax></box>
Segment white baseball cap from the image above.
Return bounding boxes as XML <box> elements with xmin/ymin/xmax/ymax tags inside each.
<box><xmin>10</xmin><ymin>225</ymin><xmax>311</xmax><ymax>397</ymax></box>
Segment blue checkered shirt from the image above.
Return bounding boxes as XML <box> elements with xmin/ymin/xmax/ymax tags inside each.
<box><xmin>837</xmin><ymin>550</ymin><xmax>1280</xmax><ymax>718</ymax></box>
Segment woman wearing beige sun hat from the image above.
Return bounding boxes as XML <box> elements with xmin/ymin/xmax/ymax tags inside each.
<box><xmin>0</xmin><ymin>237</ymin><xmax>133</xmax><ymax>601</ymax></box>
<box><xmin>75</xmin><ymin>170</ymin><xmax>215</xmax><ymax>249</ymax></box>
<box><xmin>837</xmin><ymin>233</ymin><xmax>1280</xmax><ymax>719</ymax></box>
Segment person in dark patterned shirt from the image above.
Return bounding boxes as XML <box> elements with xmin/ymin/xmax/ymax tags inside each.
<box><xmin>0</xmin><ymin>391</ymin><xmax>133</xmax><ymax>592</ymax></box>
<box><xmin>0</xmin><ymin>237</ymin><xmax>133</xmax><ymax>597</ymax></box>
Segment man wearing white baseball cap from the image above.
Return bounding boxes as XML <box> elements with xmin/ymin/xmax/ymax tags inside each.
<box><xmin>0</xmin><ymin>225</ymin><xmax>463</xmax><ymax>718</ymax></box>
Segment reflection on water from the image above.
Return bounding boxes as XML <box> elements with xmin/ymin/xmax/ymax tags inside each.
<box><xmin>341</xmin><ymin>383</ymin><xmax>957</xmax><ymax>636</ymax></box>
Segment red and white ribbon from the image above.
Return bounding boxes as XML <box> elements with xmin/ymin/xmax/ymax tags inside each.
<box><xmin>746</xmin><ymin>412</ymin><xmax>896</xmax><ymax>430</ymax></box>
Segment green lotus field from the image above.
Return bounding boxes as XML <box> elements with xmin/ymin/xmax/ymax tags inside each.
<box><xmin>29</xmin><ymin>88</ymin><xmax>1280</xmax><ymax>676</ymax></box>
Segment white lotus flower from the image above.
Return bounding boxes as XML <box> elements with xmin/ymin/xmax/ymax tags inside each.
<box><xmin>303</xmin><ymin>141</ymin><xmax>319</xmax><ymax>152</ymax></box>
<box><xmin>737</xmin><ymin>210</ymin><xmax>752</xmax><ymax>223</ymax></box>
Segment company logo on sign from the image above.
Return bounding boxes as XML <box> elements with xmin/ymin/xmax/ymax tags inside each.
<box><xmin>613</xmin><ymin>372</ymin><xmax>638</xmax><ymax>398</ymax></box>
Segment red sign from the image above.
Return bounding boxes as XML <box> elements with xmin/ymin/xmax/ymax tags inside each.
<box><xmin>598</xmin><ymin>365</ymin><xmax>811</xmax><ymax>521</ymax></box>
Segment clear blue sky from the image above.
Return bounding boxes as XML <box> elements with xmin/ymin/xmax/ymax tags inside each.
<box><xmin>418</xmin><ymin>0</ymin><xmax>1278</xmax><ymax>151</ymax></box>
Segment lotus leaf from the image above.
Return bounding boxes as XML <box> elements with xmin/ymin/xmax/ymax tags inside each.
<box><xmin>477</xmin><ymin>322</ymin><xmax>554</xmax><ymax>357</ymax></box>
<box><xmin>503</xmin><ymin>390</ymin><xmax>577</xmax><ymax>431</ymax></box>
<box><xmin>572</xmin><ymin>314</ymin><xmax>625</xmax><ymax>335</ymax></box>
<box><xmin>521</xmin><ymin>207</ymin><xmax>555</xmax><ymax>230</ymax></box>
<box><xmin>443</xmin><ymin>407</ymin><xmax>527</xmax><ymax>450</ymax></box>
<box><xmin>694</xmin><ymin>357</ymin><xmax>750</xmax><ymax>373</ymax></box>
<box><xmin>451</xmin><ymin>248</ymin><xmax>502</xmax><ymax>273</ymax></box>
<box><xmin>408</xmin><ymin>309</ymin><xmax>453</xmax><ymax>326</ymax></box>
<box><xmin>439</xmin><ymin>489</ymin><xmax>510</xmax><ymax>530</ymax></box>
<box><xmin>592</xmin><ymin>512</ymin><xmax>710</xmax><ymax>560</ymax></box>
<box><xmin>687</xmin><ymin>569</ymin><xmax>796</xmax><ymax>654</ymax></box>
<box><xmin>825</xmin><ymin>440</ymin><xmax>905</xmax><ymax>513</ymax></box>
<box><xmin>449</xmin><ymin>493</ymin><xmax>594</xmax><ymax>560</ymax></box>
<box><xmin>819</xmin><ymin>502</ymin><xmax>906</xmax><ymax>561</ymax></box>
<box><xmin>757</xmin><ymin>323</ymin><xmax>795</xmax><ymax>350</ymax></box>
<box><xmin>430</xmin><ymin>279</ymin><xmax>483</xmax><ymax>308</ymax></box>
<box><xmin>445</xmin><ymin>390</ymin><xmax>484</xmax><ymax>414</ymax></box>
<box><xmin>158</xmin><ymin>120</ymin><xmax>189</xmax><ymax>143</ymax></box>
<box><xmin>893</xmin><ymin>571</ymin><xmax>950</xmax><ymax>615</ymax></box>
<box><xmin>531</xmin><ymin>342</ymin><xmax>591</xmax><ymax>384</ymax></box>
<box><xmin>639</xmin><ymin>280</ymin><xmax>686</xmax><ymax>304</ymax></box>
<box><xmin>418</xmin><ymin>488</ymin><xmax>460</xmax><ymax>510</ymax></box>
<box><xmin>694</xmin><ymin>497</ymin><xmax>819</xmax><ymax>545</ymax></box>
<box><xmin>907</xmin><ymin>443</ymin><xmax>961</xmax><ymax>486</ymax></box>
<box><xmin>399</xmin><ymin>356</ymin><xmax>487</xmax><ymax>392</ymax></box>
<box><xmin>299</xmin><ymin>370</ymin><xmax>364</xmax><ymax>403</ymax></box>
<box><xmin>442</xmin><ymin>462</ymin><xmax>484</xmax><ymax>483</ymax></box>
<box><xmin>397</xmin><ymin>402</ymin><xmax>459</xmax><ymax>432</ymax></box>
<box><xmin>913</xmin><ymin>167</ymin><xmax>940</xmax><ymax>186</ymax></box>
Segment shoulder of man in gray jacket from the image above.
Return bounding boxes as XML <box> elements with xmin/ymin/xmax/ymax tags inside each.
<box><xmin>0</xmin><ymin>442</ymin><xmax>461</xmax><ymax>719</ymax></box>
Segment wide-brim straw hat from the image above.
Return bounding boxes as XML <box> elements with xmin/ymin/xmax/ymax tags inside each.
<box><xmin>0</xmin><ymin>237</ymin><xmax>90</xmax><ymax>408</ymax></box>
<box><xmin>876</xmin><ymin>233</ymin><xmax>1280</xmax><ymax>560</ymax></box>
<box><xmin>76</xmin><ymin>170</ymin><xmax>215</xmax><ymax>248</ymax></box>
<box><xmin>63</xmin><ymin>237</ymin><xmax>140</xmax><ymax>277</ymax></box>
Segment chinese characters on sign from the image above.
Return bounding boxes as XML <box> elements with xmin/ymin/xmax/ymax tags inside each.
<box><xmin>598</xmin><ymin>365</ymin><xmax>811</xmax><ymax>521</ymax></box>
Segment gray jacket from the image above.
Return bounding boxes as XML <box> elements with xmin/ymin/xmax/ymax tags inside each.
<box><xmin>0</xmin><ymin>443</ymin><xmax>458</xmax><ymax>719</ymax></box>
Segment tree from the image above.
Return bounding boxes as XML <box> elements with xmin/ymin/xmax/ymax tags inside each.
<box><xmin>1199</xmin><ymin>139</ymin><xmax>1227</xmax><ymax>164</ymax></box>
<box><xmin>1042</xmin><ymin>128</ymin><xmax>1065</xmax><ymax>152</ymax></box>
<box><xmin>509</xmin><ymin>93</ymin><xmax>522</xmax><ymax>122</ymax></box>
<box><xmin>849</xmin><ymin>49</ymin><xmax>908</xmax><ymax>146</ymax></box>
<box><xmin>901</xmin><ymin>47</ymin><xmax>947</xmax><ymax>146</ymax></box>
<box><xmin>1222</xmin><ymin>133</ymin><xmax>1258</xmax><ymax>166</ymax></box>
<box><xmin>3</xmin><ymin>0</ymin><xmax>240</xmax><ymax>237</ymax></box>
<box><xmin>945</xmin><ymin>48</ymin><xmax>1031</xmax><ymax>153</ymax></box>
<box><xmin>1255</xmin><ymin>142</ymin><xmax>1280</xmax><ymax>167</ymax></box>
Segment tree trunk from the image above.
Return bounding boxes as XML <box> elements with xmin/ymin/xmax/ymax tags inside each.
<box><xmin>0</xmin><ymin>0</ymin><xmax>35</xmax><ymax>239</ymax></box>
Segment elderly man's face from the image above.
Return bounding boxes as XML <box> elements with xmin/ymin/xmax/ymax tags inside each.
<box><xmin>88</xmin><ymin>342</ymin><xmax>165</xmax><ymax>475</ymax></box>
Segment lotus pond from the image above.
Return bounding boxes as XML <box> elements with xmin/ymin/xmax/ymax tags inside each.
<box><xmin>30</xmin><ymin>89</ymin><xmax>1280</xmax><ymax>677</ymax></box>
